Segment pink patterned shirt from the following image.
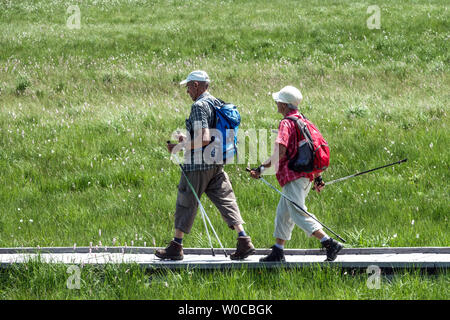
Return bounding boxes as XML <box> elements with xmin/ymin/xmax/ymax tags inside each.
<box><xmin>275</xmin><ymin>110</ymin><xmax>314</xmax><ymax>187</ymax></box>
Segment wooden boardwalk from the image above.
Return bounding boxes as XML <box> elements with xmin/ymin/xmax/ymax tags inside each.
<box><xmin>0</xmin><ymin>247</ymin><xmax>449</xmax><ymax>271</ymax></box>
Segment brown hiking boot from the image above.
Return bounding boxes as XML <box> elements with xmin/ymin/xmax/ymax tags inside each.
<box><xmin>230</xmin><ymin>236</ymin><xmax>255</xmax><ymax>260</ymax></box>
<box><xmin>154</xmin><ymin>240</ymin><xmax>184</xmax><ymax>260</ymax></box>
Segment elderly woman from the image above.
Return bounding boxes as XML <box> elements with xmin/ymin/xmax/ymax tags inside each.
<box><xmin>250</xmin><ymin>85</ymin><xmax>343</xmax><ymax>262</ymax></box>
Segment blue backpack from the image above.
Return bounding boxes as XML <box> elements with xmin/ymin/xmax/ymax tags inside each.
<box><xmin>208</xmin><ymin>99</ymin><xmax>241</xmax><ymax>163</ymax></box>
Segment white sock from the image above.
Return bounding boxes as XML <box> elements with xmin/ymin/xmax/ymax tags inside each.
<box><xmin>320</xmin><ymin>235</ymin><xmax>331</xmax><ymax>243</ymax></box>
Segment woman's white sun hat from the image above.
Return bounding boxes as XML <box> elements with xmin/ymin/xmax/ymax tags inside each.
<box><xmin>180</xmin><ymin>70</ymin><xmax>210</xmax><ymax>85</ymax></box>
<box><xmin>272</xmin><ymin>85</ymin><xmax>303</xmax><ymax>107</ymax></box>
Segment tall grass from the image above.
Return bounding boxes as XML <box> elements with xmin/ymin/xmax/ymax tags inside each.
<box><xmin>0</xmin><ymin>262</ymin><xmax>448</xmax><ymax>300</ymax></box>
<box><xmin>0</xmin><ymin>0</ymin><xmax>448</xmax><ymax>299</ymax></box>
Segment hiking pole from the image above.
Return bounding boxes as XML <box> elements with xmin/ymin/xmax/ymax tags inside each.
<box><xmin>325</xmin><ymin>158</ymin><xmax>407</xmax><ymax>186</ymax></box>
<box><xmin>169</xmin><ymin>145</ymin><xmax>228</xmax><ymax>257</ymax></box>
<box><xmin>171</xmin><ymin>152</ymin><xmax>217</xmax><ymax>257</ymax></box>
<box><xmin>246</xmin><ymin>168</ymin><xmax>346</xmax><ymax>243</ymax></box>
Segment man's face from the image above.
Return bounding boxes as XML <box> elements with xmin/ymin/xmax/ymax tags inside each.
<box><xmin>186</xmin><ymin>81</ymin><xmax>199</xmax><ymax>101</ymax></box>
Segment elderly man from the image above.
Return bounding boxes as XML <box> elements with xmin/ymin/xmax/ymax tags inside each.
<box><xmin>250</xmin><ymin>85</ymin><xmax>343</xmax><ymax>262</ymax></box>
<box><xmin>155</xmin><ymin>70</ymin><xmax>255</xmax><ymax>261</ymax></box>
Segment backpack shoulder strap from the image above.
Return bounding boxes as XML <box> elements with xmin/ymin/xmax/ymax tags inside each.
<box><xmin>281</xmin><ymin>115</ymin><xmax>302</xmax><ymax>160</ymax></box>
<box><xmin>217</xmin><ymin>98</ymin><xmax>226</xmax><ymax>105</ymax></box>
<box><xmin>298</xmin><ymin>114</ymin><xmax>314</xmax><ymax>143</ymax></box>
<box><xmin>204</xmin><ymin>98</ymin><xmax>224</xmax><ymax>128</ymax></box>
<box><xmin>285</xmin><ymin>115</ymin><xmax>304</xmax><ymax>135</ymax></box>
<box><xmin>284</xmin><ymin>115</ymin><xmax>313</xmax><ymax>145</ymax></box>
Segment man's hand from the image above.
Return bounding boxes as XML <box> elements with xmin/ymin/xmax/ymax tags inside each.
<box><xmin>175</xmin><ymin>132</ymin><xmax>186</xmax><ymax>143</ymax></box>
<box><xmin>313</xmin><ymin>175</ymin><xmax>325</xmax><ymax>193</ymax></box>
<box><xmin>167</xmin><ymin>142</ymin><xmax>177</xmax><ymax>153</ymax></box>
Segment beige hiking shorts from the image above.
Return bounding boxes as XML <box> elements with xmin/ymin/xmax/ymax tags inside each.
<box><xmin>174</xmin><ymin>166</ymin><xmax>244</xmax><ymax>234</ymax></box>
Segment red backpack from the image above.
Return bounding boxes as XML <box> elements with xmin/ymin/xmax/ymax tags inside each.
<box><xmin>285</xmin><ymin>114</ymin><xmax>330</xmax><ymax>175</ymax></box>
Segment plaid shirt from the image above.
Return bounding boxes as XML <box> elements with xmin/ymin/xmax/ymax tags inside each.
<box><xmin>183</xmin><ymin>92</ymin><xmax>221</xmax><ymax>172</ymax></box>
<box><xmin>275</xmin><ymin>110</ymin><xmax>314</xmax><ymax>187</ymax></box>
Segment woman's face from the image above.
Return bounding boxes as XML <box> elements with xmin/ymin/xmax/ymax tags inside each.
<box><xmin>276</xmin><ymin>101</ymin><xmax>286</xmax><ymax>114</ymax></box>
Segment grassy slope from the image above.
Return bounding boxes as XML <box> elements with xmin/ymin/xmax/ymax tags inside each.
<box><xmin>0</xmin><ymin>0</ymin><xmax>448</xmax><ymax>299</ymax></box>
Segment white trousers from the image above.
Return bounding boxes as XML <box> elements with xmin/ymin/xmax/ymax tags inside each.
<box><xmin>273</xmin><ymin>178</ymin><xmax>323</xmax><ymax>240</ymax></box>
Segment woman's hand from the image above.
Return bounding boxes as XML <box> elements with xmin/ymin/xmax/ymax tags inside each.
<box><xmin>313</xmin><ymin>175</ymin><xmax>325</xmax><ymax>193</ymax></box>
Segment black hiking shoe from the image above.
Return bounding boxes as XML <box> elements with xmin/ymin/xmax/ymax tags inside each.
<box><xmin>322</xmin><ymin>238</ymin><xmax>343</xmax><ymax>261</ymax></box>
<box><xmin>154</xmin><ymin>240</ymin><xmax>184</xmax><ymax>260</ymax></box>
<box><xmin>259</xmin><ymin>245</ymin><xmax>286</xmax><ymax>262</ymax></box>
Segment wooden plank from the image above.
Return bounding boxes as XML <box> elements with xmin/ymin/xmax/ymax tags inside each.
<box><xmin>0</xmin><ymin>246</ymin><xmax>449</xmax><ymax>255</ymax></box>
<box><xmin>0</xmin><ymin>252</ymin><xmax>449</xmax><ymax>270</ymax></box>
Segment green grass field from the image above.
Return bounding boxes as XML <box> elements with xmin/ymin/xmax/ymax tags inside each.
<box><xmin>0</xmin><ymin>0</ymin><xmax>448</xmax><ymax>299</ymax></box>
